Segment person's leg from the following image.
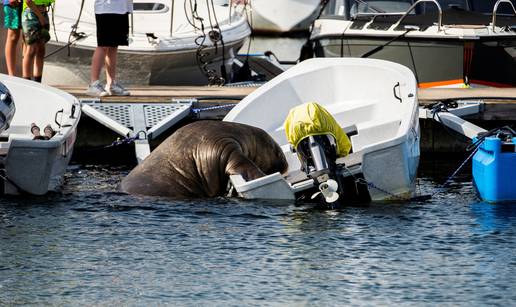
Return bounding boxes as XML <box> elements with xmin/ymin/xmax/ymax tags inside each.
<box><xmin>21</xmin><ymin>7</ymin><xmax>38</xmax><ymax>80</ymax></box>
<box><xmin>103</xmin><ymin>12</ymin><xmax>130</xmax><ymax>96</ymax></box>
<box><xmin>86</xmin><ymin>46</ymin><xmax>109</xmax><ymax>96</ymax></box>
<box><xmin>4</xmin><ymin>28</ymin><xmax>21</xmax><ymax>76</ymax></box>
<box><xmin>90</xmin><ymin>46</ymin><xmax>107</xmax><ymax>83</ymax></box>
<box><xmin>32</xmin><ymin>41</ymin><xmax>45</xmax><ymax>82</ymax></box>
<box><xmin>104</xmin><ymin>46</ymin><xmax>128</xmax><ymax>96</ymax></box>
<box><xmin>104</xmin><ymin>46</ymin><xmax>117</xmax><ymax>87</ymax></box>
<box><xmin>86</xmin><ymin>13</ymin><xmax>110</xmax><ymax>96</ymax></box>
<box><xmin>22</xmin><ymin>43</ymin><xmax>37</xmax><ymax>79</ymax></box>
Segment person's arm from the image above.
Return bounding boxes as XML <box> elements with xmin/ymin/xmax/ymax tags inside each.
<box><xmin>24</xmin><ymin>0</ymin><xmax>47</xmax><ymax>25</ymax></box>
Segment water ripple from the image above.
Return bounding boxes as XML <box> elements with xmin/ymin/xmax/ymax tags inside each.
<box><xmin>0</xmin><ymin>163</ymin><xmax>515</xmax><ymax>305</ymax></box>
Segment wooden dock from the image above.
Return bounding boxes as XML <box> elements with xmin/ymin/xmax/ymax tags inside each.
<box><xmin>56</xmin><ymin>84</ymin><xmax>516</xmax><ymax>161</ymax></box>
<box><xmin>59</xmin><ymin>84</ymin><xmax>516</xmax><ymax>102</ymax></box>
<box><xmin>58</xmin><ymin>85</ymin><xmax>516</xmax><ymax>120</ymax></box>
<box><xmin>57</xmin><ymin>85</ymin><xmax>257</xmax><ymax>102</ymax></box>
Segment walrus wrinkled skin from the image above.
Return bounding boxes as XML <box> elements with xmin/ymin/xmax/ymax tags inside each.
<box><xmin>120</xmin><ymin>121</ymin><xmax>289</xmax><ymax>198</ymax></box>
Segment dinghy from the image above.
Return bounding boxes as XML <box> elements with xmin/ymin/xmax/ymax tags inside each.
<box><xmin>0</xmin><ymin>75</ymin><xmax>81</xmax><ymax>195</ymax></box>
<box><xmin>44</xmin><ymin>0</ymin><xmax>251</xmax><ymax>86</ymax></box>
<box><xmin>224</xmin><ymin>58</ymin><xmax>420</xmax><ymax>203</ymax></box>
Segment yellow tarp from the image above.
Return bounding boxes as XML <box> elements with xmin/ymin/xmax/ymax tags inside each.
<box><xmin>284</xmin><ymin>102</ymin><xmax>351</xmax><ymax>157</ymax></box>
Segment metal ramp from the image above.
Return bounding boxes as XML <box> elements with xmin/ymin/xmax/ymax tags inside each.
<box><xmin>81</xmin><ymin>99</ymin><xmax>193</xmax><ymax>163</ymax></box>
<box><xmin>419</xmin><ymin>100</ymin><xmax>486</xmax><ymax>139</ymax></box>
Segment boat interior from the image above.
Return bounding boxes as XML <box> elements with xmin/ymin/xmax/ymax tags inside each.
<box><xmin>0</xmin><ymin>77</ymin><xmax>79</xmax><ymax>155</ymax></box>
<box><xmin>225</xmin><ymin>58</ymin><xmax>418</xmax><ymax>176</ymax></box>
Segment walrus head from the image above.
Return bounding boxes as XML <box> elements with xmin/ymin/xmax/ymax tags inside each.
<box><xmin>227</xmin><ymin>123</ymin><xmax>289</xmax><ymax>181</ymax></box>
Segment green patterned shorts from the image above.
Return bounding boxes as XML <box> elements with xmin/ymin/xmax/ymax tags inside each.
<box><xmin>3</xmin><ymin>5</ymin><xmax>22</xmax><ymax>30</ymax></box>
<box><xmin>21</xmin><ymin>9</ymin><xmax>50</xmax><ymax>45</ymax></box>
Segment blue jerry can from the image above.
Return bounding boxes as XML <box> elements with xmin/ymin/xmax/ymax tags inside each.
<box><xmin>472</xmin><ymin>136</ymin><xmax>516</xmax><ymax>202</ymax></box>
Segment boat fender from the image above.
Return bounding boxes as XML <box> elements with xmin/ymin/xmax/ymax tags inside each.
<box><xmin>208</xmin><ymin>30</ymin><xmax>222</xmax><ymax>43</ymax></box>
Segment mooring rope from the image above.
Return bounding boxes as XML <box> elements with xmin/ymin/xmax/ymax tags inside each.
<box><xmin>191</xmin><ymin>104</ymin><xmax>236</xmax><ymax>114</ymax></box>
<box><xmin>187</xmin><ymin>0</ymin><xmax>226</xmax><ymax>86</ymax></box>
<box><xmin>45</xmin><ymin>0</ymin><xmax>88</xmax><ymax>59</ymax></box>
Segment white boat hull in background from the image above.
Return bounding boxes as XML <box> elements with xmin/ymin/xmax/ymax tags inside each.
<box><xmin>225</xmin><ymin>58</ymin><xmax>420</xmax><ymax>201</ymax></box>
<box><xmin>0</xmin><ymin>75</ymin><xmax>80</xmax><ymax>195</ymax></box>
<box><xmin>44</xmin><ymin>0</ymin><xmax>251</xmax><ymax>86</ymax></box>
<box><xmin>248</xmin><ymin>0</ymin><xmax>321</xmax><ymax>33</ymax></box>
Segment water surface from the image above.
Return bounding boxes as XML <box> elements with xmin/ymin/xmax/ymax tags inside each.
<box><xmin>0</xmin><ymin>162</ymin><xmax>515</xmax><ymax>305</ymax></box>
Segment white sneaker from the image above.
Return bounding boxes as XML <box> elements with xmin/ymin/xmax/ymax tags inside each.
<box><xmin>106</xmin><ymin>81</ymin><xmax>130</xmax><ymax>96</ymax></box>
<box><xmin>86</xmin><ymin>80</ymin><xmax>109</xmax><ymax>97</ymax></box>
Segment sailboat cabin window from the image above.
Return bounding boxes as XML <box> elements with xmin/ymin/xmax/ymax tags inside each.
<box><xmin>133</xmin><ymin>2</ymin><xmax>167</xmax><ymax>12</ymax></box>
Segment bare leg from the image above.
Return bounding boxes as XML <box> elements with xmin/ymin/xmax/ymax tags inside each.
<box><xmin>22</xmin><ymin>43</ymin><xmax>37</xmax><ymax>79</ymax></box>
<box><xmin>104</xmin><ymin>47</ymin><xmax>118</xmax><ymax>87</ymax></box>
<box><xmin>90</xmin><ymin>46</ymin><xmax>107</xmax><ymax>83</ymax></box>
<box><xmin>4</xmin><ymin>29</ymin><xmax>21</xmax><ymax>76</ymax></box>
<box><xmin>33</xmin><ymin>41</ymin><xmax>46</xmax><ymax>79</ymax></box>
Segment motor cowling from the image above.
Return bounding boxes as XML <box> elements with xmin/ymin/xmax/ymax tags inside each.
<box><xmin>284</xmin><ymin>102</ymin><xmax>351</xmax><ymax>205</ymax></box>
<box><xmin>0</xmin><ymin>82</ymin><xmax>16</xmax><ymax>134</ymax></box>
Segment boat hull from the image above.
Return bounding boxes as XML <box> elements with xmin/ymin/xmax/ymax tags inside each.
<box><xmin>0</xmin><ymin>75</ymin><xmax>81</xmax><ymax>195</ymax></box>
<box><xmin>362</xmin><ymin>120</ymin><xmax>420</xmax><ymax>201</ymax></box>
<box><xmin>313</xmin><ymin>36</ymin><xmax>516</xmax><ymax>87</ymax></box>
<box><xmin>43</xmin><ymin>39</ymin><xmax>246</xmax><ymax>86</ymax></box>
<box><xmin>3</xmin><ymin>134</ymin><xmax>76</xmax><ymax>195</ymax></box>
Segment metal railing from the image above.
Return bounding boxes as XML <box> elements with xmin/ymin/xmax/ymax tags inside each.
<box><xmin>130</xmin><ymin>12</ymin><xmax>134</xmax><ymax>36</ymax></box>
<box><xmin>170</xmin><ymin>0</ymin><xmax>175</xmax><ymax>36</ymax></box>
<box><xmin>393</xmin><ymin>0</ymin><xmax>443</xmax><ymax>32</ymax></box>
<box><xmin>492</xmin><ymin>0</ymin><xmax>516</xmax><ymax>31</ymax></box>
<box><xmin>229</xmin><ymin>1</ymin><xmax>232</xmax><ymax>24</ymax></box>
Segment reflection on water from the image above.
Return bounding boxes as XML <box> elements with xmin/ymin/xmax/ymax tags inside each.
<box><xmin>0</xmin><ymin>164</ymin><xmax>515</xmax><ymax>305</ymax></box>
<box><xmin>470</xmin><ymin>202</ymin><xmax>516</xmax><ymax>233</ymax></box>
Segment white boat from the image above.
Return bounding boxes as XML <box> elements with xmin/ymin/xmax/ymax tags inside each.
<box><xmin>245</xmin><ymin>0</ymin><xmax>322</xmax><ymax>33</ymax></box>
<box><xmin>308</xmin><ymin>0</ymin><xmax>516</xmax><ymax>88</ymax></box>
<box><xmin>0</xmin><ymin>75</ymin><xmax>81</xmax><ymax>195</ymax></box>
<box><xmin>224</xmin><ymin>58</ymin><xmax>420</xmax><ymax>203</ymax></box>
<box><xmin>44</xmin><ymin>0</ymin><xmax>251</xmax><ymax>86</ymax></box>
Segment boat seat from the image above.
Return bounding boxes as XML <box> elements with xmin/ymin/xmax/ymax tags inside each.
<box><xmin>352</xmin><ymin>119</ymin><xmax>401</xmax><ymax>151</ymax></box>
<box><xmin>1</xmin><ymin>125</ymin><xmax>31</xmax><ymax>137</ymax></box>
<box><xmin>355</xmin><ymin>119</ymin><xmax>401</xmax><ymax>132</ymax></box>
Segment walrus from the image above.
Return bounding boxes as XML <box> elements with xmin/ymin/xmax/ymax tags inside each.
<box><xmin>120</xmin><ymin>121</ymin><xmax>289</xmax><ymax>198</ymax></box>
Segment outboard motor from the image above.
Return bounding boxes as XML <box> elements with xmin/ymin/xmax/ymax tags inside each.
<box><xmin>0</xmin><ymin>82</ymin><xmax>16</xmax><ymax>134</ymax></box>
<box><xmin>294</xmin><ymin>134</ymin><xmax>341</xmax><ymax>204</ymax></box>
<box><xmin>285</xmin><ymin>102</ymin><xmax>372</xmax><ymax>207</ymax></box>
<box><xmin>284</xmin><ymin>102</ymin><xmax>352</xmax><ymax>207</ymax></box>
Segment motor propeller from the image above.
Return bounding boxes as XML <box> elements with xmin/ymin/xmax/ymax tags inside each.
<box><xmin>311</xmin><ymin>179</ymin><xmax>340</xmax><ymax>203</ymax></box>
